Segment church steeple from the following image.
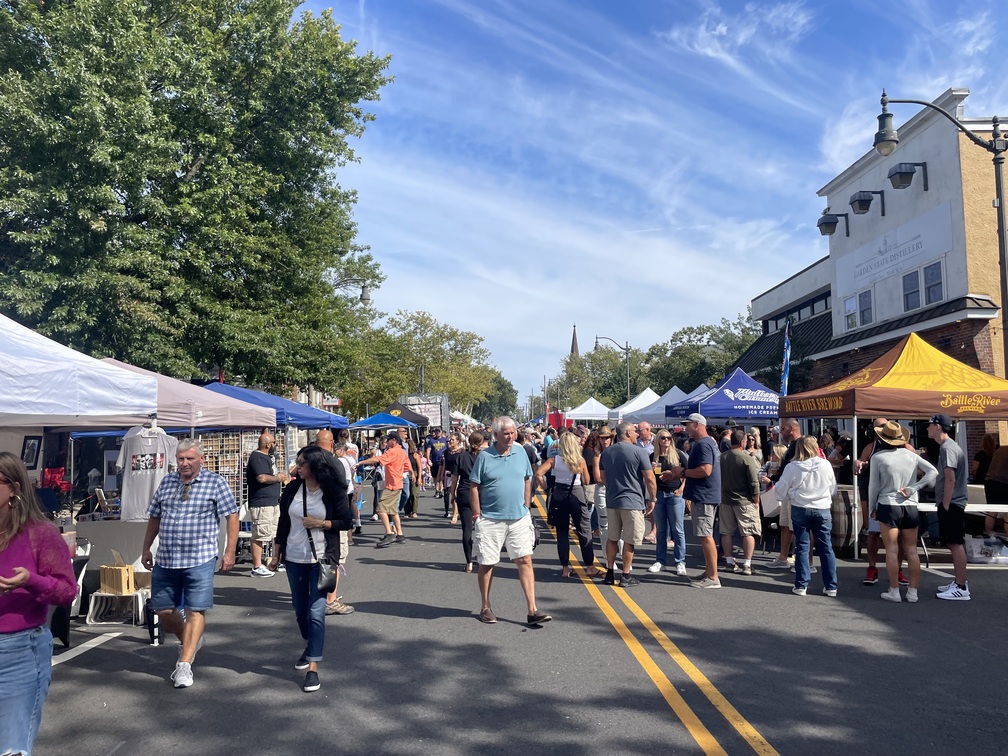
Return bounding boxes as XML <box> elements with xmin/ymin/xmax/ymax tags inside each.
<box><xmin>570</xmin><ymin>324</ymin><xmax>579</xmax><ymax>357</ymax></box>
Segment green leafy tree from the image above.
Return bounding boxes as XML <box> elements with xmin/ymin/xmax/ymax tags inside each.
<box><xmin>471</xmin><ymin>370</ymin><xmax>518</xmax><ymax>422</ymax></box>
<box><xmin>0</xmin><ymin>1</ymin><xmax>390</xmax><ymax>388</ymax></box>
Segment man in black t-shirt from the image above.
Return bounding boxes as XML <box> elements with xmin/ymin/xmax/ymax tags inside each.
<box><xmin>246</xmin><ymin>432</ymin><xmax>290</xmax><ymax>577</ymax></box>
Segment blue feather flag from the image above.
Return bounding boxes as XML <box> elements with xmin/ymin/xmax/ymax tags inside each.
<box><xmin>780</xmin><ymin>318</ymin><xmax>791</xmax><ymax>396</ymax></box>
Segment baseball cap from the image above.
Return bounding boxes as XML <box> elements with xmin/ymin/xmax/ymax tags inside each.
<box><xmin>686</xmin><ymin>413</ymin><xmax>706</xmax><ymax>425</ymax></box>
<box><xmin>724</xmin><ymin>419</ymin><xmax>738</xmax><ymax>428</ymax></box>
<box><xmin>929</xmin><ymin>413</ymin><xmax>954</xmax><ymax>431</ymax></box>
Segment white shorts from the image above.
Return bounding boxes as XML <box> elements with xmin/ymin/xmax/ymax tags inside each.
<box><xmin>473</xmin><ymin>512</ymin><xmax>535</xmax><ymax>566</ymax></box>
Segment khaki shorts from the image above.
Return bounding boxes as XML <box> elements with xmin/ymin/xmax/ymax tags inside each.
<box><xmin>607</xmin><ymin>508</ymin><xmax>645</xmax><ymax>546</ymax></box>
<box><xmin>691</xmin><ymin>503</ymin><xmax>717</xmax><ymax>538</ymax></box>
<box><xmin>719</xmin><ymin>502</ymin><xmax>762</xmax><ymax>537</ymax></box>
<box><xmin>378</xmin><ymin>487</ymin><xmax>401</xmax><ymax>515</ymax></box>
<box><xmin>250</xmin><ymin>505</ymin><xmax>279</xmax><ymax>541</ymax></box>
<box><xmin>473</xmin><ymin>513</ymin><xmax>535</xmax><ymax>566</ymax></box>
<box><xmin>779</xmin><ymin>499</ymin><xmax>792</xmax><ymax>529</ymax></box>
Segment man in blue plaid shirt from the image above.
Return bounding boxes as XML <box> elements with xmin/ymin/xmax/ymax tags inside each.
<box><xmin>141</xmin><ymin>439</ymin><xmax>238</xmax><ymax>688</ymax></box>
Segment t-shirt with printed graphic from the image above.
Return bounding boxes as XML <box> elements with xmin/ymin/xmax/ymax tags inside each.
<box><xmin>117</xmin><ymin>427</ymin><xmax>179</xmax><ymax>521</ymax></box>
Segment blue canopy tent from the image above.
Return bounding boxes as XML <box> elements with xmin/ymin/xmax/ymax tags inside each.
<box><xmin>665</xmin><ymin>368</ymin><xmax>779</xmax><ymax>422</ymax></box>
<box><xmin>202</xmin><ymin>383</ymin><xmax>348</xmax><ymax>429</ymax></box>
<box><xmin>348</xmin><ymin>412</ymin><xmax>418</xmax><ymax>430</ymax></box>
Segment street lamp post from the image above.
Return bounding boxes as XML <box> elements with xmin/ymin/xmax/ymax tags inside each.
<box><xmin>874</xmin><ymin>90</ymin><xmax>1008</xmax><ymax>376</ymax></box>
<box><xmin>595</xmin><ymin>335</ymin><xmax>631</xmax><ymax>401</ymax></box>
<box><xmin>332</xmin><ymin>277</ymin><xmax>372</xmax><ymax>305</ymax></box>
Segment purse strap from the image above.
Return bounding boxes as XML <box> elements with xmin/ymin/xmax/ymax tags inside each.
<box><xmin>302</xmin><ymin>484</ymin><xmax>322</xmax><ymax>562</ymax></box>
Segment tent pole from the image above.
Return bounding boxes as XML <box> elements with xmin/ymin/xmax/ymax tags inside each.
<box><xmin>851</xmin><ymin>414</ymin><xmax>860</xmax><ymax>561</ymax></box>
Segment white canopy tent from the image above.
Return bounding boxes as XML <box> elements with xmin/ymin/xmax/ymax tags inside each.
<box><xmin>565</xmin><ymin>397</ymin><xmax>611</xmax><ymax>421</ymax></box>
<box><xmin>624</xmin><ymin>385</ymin><xmax>686</xmax><ymax>425</ymax></box>
<box><xmin>607</xmin><ymin>388</ymin><xmax>660</xmax><ymax>423</ymax></box>
<box><xmin>450</xmin><ymin>409</ymin><xmax>479</xmax><ymax>426</ymax></box>
<box><xmin>0</xmin><ymin>313</ymin><xmax>158</xmax><ymax>427</ymax></box>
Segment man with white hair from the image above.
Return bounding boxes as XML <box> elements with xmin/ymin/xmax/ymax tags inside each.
<box><xmin>141</xmin><ymin>439</ymin><xmax>238</xmax><ymax>688</ymax></box>
<box><xmin>470</xmin><ymin>416</ymin><xmax>551</xmax><ymax>626</ymax></box>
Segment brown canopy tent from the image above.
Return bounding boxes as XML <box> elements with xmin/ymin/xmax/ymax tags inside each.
<box><xmin>781</xmin><ymin>333</ymin><xmax>1008</xmax><ymax>420</ymax></box>
<box><xmin>778</xmin><ymin>333</ymin><xmax>1008</xmax><ymax>556</ymax></box>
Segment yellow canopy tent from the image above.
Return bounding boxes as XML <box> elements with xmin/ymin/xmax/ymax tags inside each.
<box><xmin>780</xmin><ymin>333</ymin><xmax>1008</xmax><ymax>420</ymax></box>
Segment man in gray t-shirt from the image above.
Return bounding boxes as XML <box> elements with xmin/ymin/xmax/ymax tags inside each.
<box><xmin>928</xmin><ymin>414</ymin><xmax>970</xmax><ymax>600</ymax></box>
<box><xmin>600</xmin><ymin>422</ymin><xmax>657</xmax><ymax>587</ymax></box>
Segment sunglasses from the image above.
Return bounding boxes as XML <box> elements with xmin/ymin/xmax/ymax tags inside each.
<box><xmin>658</xmin><ymin>436</ymin><xmax>672</xmax><ymax>441</ymax></box>
<box><xmin>179</xmin><ymin>482</ymin><xmax>192</xmax><ymax>501</ymax></box>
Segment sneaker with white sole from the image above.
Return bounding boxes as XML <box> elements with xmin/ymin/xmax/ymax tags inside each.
<box><xmin>675</xmin><ymin>563</ymin><xmax>688</xmax><ymax>576</ymax></box>
<box><xmin>936</xmin><ymin>584</ymin><xmax>971</xmax><ymax>601</ymax></box>
<box><xmin>822</xmin><ymin>588</ymin><xmax>837</xmax><ymax>597</ymax></box>
<box><xmin>906</xmin><ymin>588</ymin><xmax>919</xmax><ymax>603</ymax></box>
<box><xmin>791</xmin><ymin>586</ymin><xmax>806</xmax><ymax>596</ymax></box>
<box><xmin>936</xmin><ymin>580</ymin><xmax>964</xmax><ymax>594</ymax></box>
<box><xmin>303</xmin><ymin>670</ymin><xmax>321</xmax><ymax>692</ymax></box>
<box><xmin>733</xmin><ymin>563</ymin><xmax>753</xmax><ymax>575</ymax></box>
<box><xmin>294</xmin><ymin>651</ymin><xmax>310</xmax><ymax>670</ymax></box>
<box><xmin>692</xmin><ymin>576</ymin><xmax>722</xmax><ymax>589</ymax></box>
<box><xmin>250</xmin><ymin>565</ymin><xmax>275</xmax><ymax>578</ymax></box>
<box><xmin>881</xmin><ymin>587</ymin><xmax>902</xmax><ymax>603</ymax></box>
<box><xmin>767</xmin><ymin>557</ymin><xmax>791</xmax><ymax>569</ymax></box>
<box><xmin>790</xmin><ymin>563</ymin><xmax>817</xmax><ymax>574</ymax></box>
<box><xmin>171</xmin><ymin>661</ymin><xmax>193</xmax><ymax>688</ymax></box>
<box><xmin>647</xmin><ymin>561</ymin><xmax>664</xmax><ymax>574</ymax></box>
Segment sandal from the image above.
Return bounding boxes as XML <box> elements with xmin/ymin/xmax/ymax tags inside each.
<box><xmin>585</xmin><ymin>568</ymin><xmax>604</xmax><ymax>578</ymax></box>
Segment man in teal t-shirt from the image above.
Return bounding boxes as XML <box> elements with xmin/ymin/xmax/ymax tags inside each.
<box><xmin>470</xmin><ymin>416</ymin><xmax>551</xmax><ymax>627</ymax></box>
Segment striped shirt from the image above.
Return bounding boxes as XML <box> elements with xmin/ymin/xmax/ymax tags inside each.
<box><xmin>148</xmin><ymin>468</ymin><xmax>237</xmax><ymax>568</ymax></box>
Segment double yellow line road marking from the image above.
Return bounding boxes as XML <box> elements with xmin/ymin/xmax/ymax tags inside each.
<box><xmin>532</xmin><ymin>494</ymin><xmax>778</xmax><ymax>756</ymax></box>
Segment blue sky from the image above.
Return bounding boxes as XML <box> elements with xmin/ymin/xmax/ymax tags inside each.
<box><xmin>308</xmin><ymin>0</ymin><xmax>1006</xmax><ymax>408</ymax></box>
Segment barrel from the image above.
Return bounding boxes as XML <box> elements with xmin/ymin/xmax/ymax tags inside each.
<box><xmin>831</xmin><ymin>485</ymin><xmax>856</xmax><ymax>557</ymax></box>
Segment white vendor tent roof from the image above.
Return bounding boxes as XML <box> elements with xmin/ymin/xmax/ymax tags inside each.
<box><xmin>104</xmin><ymin>359</ymin><xmax>276</xmax><ymax>430</ymax></box>
<box><xmin>624</xmin><ymin>385</ymin><xmax>687</xmax><ymax>425</ymax></box>
<box><xmin>0</xmin><ymin>314</ymin><xmax>158</xmax><ymax>427</ymax></box>
<box><xmin>607</xmin><ymin>388</ymin><xmax>661</xmax><ymax>422</ymax></box>
<box><xmin>565</xmin><ymin>397</ymin><xmax>611</xmax><ymax>421</ymax></box>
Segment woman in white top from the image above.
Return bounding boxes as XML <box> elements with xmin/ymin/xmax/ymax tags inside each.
<box><xmin>774</xmin><ymin>435</ymin><xmax>839</xmax><ymax>597</ymax></box>
<box><xmin>868</xmin><ymin>421</ymin><xmax>937</xmax><ymax>603</ymax></box>
<box><xmin>270</xmin><ymin>445</ymin><xmax>350</xmax><ymax>693</ymax></box>
<box><xmin>535</xmin><ymin>431</ymin><xmax>601</xmax><ymax>578</ymax></box>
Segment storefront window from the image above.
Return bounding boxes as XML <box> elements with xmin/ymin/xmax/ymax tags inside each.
<box><xmin>844</xmin><ymin>296</ymin><xmax>857</xmax><ymax>331</ymax></box>
<box><xmin>859</xmin><ymin>290</ymin><xmax>873</xmax><ymax>326</ymax></box>
<box><xmin>924</xmin><ymin>261</ymin><xmax>943</xmax><ymax>305</ymax></box>
<box><xmin>903</xmin><ymin>271</ymin><xmax>920</xmax><ymax>312</ymax></box>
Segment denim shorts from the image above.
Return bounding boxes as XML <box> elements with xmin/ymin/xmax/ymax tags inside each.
<box><xmin>151</xmin><ymin>557</ymin><xmax>217</xmax><ymax>612</ymax></box>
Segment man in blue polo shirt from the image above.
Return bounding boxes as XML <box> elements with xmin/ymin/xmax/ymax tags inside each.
<box><xmin>470</xmin><ymin>416</ymin><xmax>551</xmax><ymax>627</ymax></box>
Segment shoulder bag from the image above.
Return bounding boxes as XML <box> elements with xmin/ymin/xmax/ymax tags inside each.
<box><xmin>303</xmin><ymin>485</ymin><xmax>337</xmax><ymax>594</ymax></box>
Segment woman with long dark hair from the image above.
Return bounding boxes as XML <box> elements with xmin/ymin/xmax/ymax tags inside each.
<box><xmin>269</xmin><ymin>445</ymin><xmax>350</xmax><ymax>692</ymax></box>
<box><xmin>0</xmin><ymin>452</ymin><xmax>77</xmax><ymax>754</ymax></box>
<box><xmin>451</xmin><ymin>431</ymin><xmax>487</xmax><ymax>572</ymax></box>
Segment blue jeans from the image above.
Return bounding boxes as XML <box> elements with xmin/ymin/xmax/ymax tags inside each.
<box><xmin>399</xmin><ymin>473</ymin><xmax>411</xmax><ymax>512</ymax></box>
<box><xmin>654</xmin><ymin>491</ymin><xmax>686</xmax><ymax>565</ymax></box>
<box><xmin>284</xmin><ymin>561</ymin><xmax>327</xmax><ymax>662</ymax></box>
<box><xmin>791</xmin><ymin>506</ymin><xmax>838</xmax><ymax>590</ymax></box>
<box><xmin>0</xmin><ymin>626</ymin><xmax>53</xmax><ymax>756</ymax></box>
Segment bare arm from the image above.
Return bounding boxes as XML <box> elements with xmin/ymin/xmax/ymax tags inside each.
<box><xmin>533</xmin><ymin>458</ymin><xmax>554</xmax><ymax>492</ymax></box>
<box><xmin>221</xmin><ymin>513</ymin><xmax>239</xmax><ymax>572</ymax></box>
<box><xmin>141</xmin><ymin>516</ymin><xmax>161</xmax><ymax>570</ymax></box>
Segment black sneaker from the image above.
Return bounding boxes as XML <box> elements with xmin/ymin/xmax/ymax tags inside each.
<box><xmin>294</xmin><ymin>652</ymin><xmax>309</xmax><ymax>671</ymax></box>
<box><xmin>604</xmin><ymin>568</ymin><xmax>615</xmax><ymax>585</ymax></box>
<box><xmin>619</xmin><ymin>573</ymin><xmax>640</xmax><ymax>588</ymax></box>
<box><xmin>394</xmin><ymin>535</ymin><xmax>406</xmax><ymax>544</ymax></box>
<box><xmin>376</xmin><ymin>534</ymin><xmax>394</xmax><ymax>548</ymax></box>
<box><xmin>303</xmin><ymin>670</ymin><xmax>320</xmax><ymax>692</ymax></box>
<box><xmin>353</xmin><ymin>526</ymin><xmax>362</xmax><ymax>535</ymax></box>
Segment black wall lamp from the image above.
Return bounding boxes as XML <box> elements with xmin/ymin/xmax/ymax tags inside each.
<box><xmin>817</xmin><ymin>208</ymin><xmax>849</xmax><ymax>237</ymax></box>
<box><xmin>849</xmin><ymin>189</ymin><xmax>885</xmax><ymax>215</ymax></box>
<box><xmin>887</xmin><ymin>162</ymin><xmax>928</xmax><ymax>190</ymax></box>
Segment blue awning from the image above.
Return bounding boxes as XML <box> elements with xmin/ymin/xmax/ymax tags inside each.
<box><xmin>666</xmin><ymin>368</ymin><xmax>779</xmax><ymax>421</ymax></box>
<box><xmin>348</xmin><ymin>412</ymin><xmax>418</xmax><ymax>430</ymax></box>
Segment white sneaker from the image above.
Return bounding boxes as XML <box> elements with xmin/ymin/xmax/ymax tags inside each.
<box><xmin>790</xmin><ymin>564</ymin><xmax>817</xmax><ymax>574</ymax></box>
<box><xmin>936</xmin><ymin>584</ymin><xmax>971</xmax><ymax>601</ymax></box>
<box><xmin>791</xmin><ymin>586</ymin><xmax>806</xmax><ymax>596</ymax></box>
<box><xmin>371</xmin><ymin>514</ymin><xmax>379</xmax><ymax>522</ymax></box>
<box><xmin>171</xmin><ymin>661</ymin><xmax>193</xmax><ymax>688</ymax></box>
<box><xmin>692</xmin><ymin>576</ymin><xmax>721</xmax><ymax>589</ymax></box>
<box><xmin>935</xmin><ymin>580</ymin><xmax>965</xmax><ymax>594</ymax></box>
<box><xmin>647</xmin><ymin>561</ymin><xmax>664</xmax><ymax>574</ymax></box>
<box><xmin>881</xmin><ymin>587</ymin><xmax>902</xmax><ymax>603</ymax></box>
<box><xmin>906</xmin><ymin>588</ymin><xmax>919</xmax><ymax>603</ymax></box>
<box><xmin>822</xmin><ymin>588</ymin><xmax>837</xmax><ymax>597</ymax></box>
<box><xmin>250</xmin><ymin>565</ymin><xmax>275</xmax><ymax>578</ymax></box>
<box><xmin>675</xmin><ymin>563</ymin><xmax>688</xmax><ymax>576</ymax></box>
<box><xmin>767</xmin><ymin>557</ymin><xmax>790</xmax><ymax>569</ymax></box>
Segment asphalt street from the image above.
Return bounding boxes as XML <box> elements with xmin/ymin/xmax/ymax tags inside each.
<box><xmin>36</xmin><ymin>490</ymin><xmax>1008</xmax><ymax>755</ymax></box>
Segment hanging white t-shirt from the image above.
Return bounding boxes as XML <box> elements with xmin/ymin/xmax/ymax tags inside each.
<box><xmin>285</xmin><ymin>485</ymin><xmax>327</xmax><ymax>564</ymax></box>
<box><xmin>117</xmin><ymin>427</ymin><xmax>179</xmax><ymax>521</ymax></box>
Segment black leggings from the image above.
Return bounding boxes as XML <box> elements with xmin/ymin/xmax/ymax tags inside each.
<box><xmin>457</xmin><ymin>494</ymin><xmax>474</xmax><ymax>566</ymax></box>
<box><xmin>553</xmin><ymin>484</ymin><xmax>594</xmax><ymax>568</ymax></box>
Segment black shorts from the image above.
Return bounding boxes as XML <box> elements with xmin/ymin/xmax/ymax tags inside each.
<box><xmin>937</xmin><ymin>503</ymin><xmax>966</xmax><ymax>545</ymax></box>
<box><xmin>432</xmin><ymin>461</ymin><xmax>443</xmax><ymax>477</ymax></box>
<box><xmin>875</xmin><ymin>503</ymin><xmax>919</xmax><ymax>530</ymax></box>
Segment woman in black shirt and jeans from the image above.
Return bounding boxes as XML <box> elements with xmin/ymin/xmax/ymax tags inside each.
<box><xmin>451</xmin><ymin>431</ymin><xmax>487</xmax><ymax>572</ymax></box>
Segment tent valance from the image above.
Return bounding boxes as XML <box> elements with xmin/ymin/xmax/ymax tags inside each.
<box><xmin>779</xmin><ymin>333</ymin><xmax>1008</xmax><ymax>419</ymax></box>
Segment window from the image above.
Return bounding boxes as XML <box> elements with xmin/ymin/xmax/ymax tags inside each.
<box><xmin>924</xmin><ymin>261</ymin><xmax>943</xmax><ymax>305</ymax></box>
<box><xmin>813</xmin><ymin>298</ymin><xmax>826</xmax><ymax>314</ymax></box>
<box><xmin>903</xmin><ymin>271</ymin><xmax>920</xmax><ymax>312</ymax></box>
<box><xmin>799</xmin><ymin>304</ymin><xmax>812</xmax><ymax>320</ymax></box>
<box><xmin>844</xmin><ymin>296</ymin><xmax>857</xmax><ymax>331</ymax></box>
<box><xmin>859</xmin><ymin>290</ymin><xmax>873</xmax><ymax>326</ymax></box>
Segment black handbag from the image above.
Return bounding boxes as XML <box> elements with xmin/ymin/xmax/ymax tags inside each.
<box><xmin>303</xmin><ymin>485</ymin><xmax>336</xmax><ymax>594</ymax></box>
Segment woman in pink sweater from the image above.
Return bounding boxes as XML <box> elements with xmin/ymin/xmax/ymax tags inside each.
<box><xmin>0</xmin><ymin>451</ymin><xmax>78</xmax><ymax>755</ymax></box>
